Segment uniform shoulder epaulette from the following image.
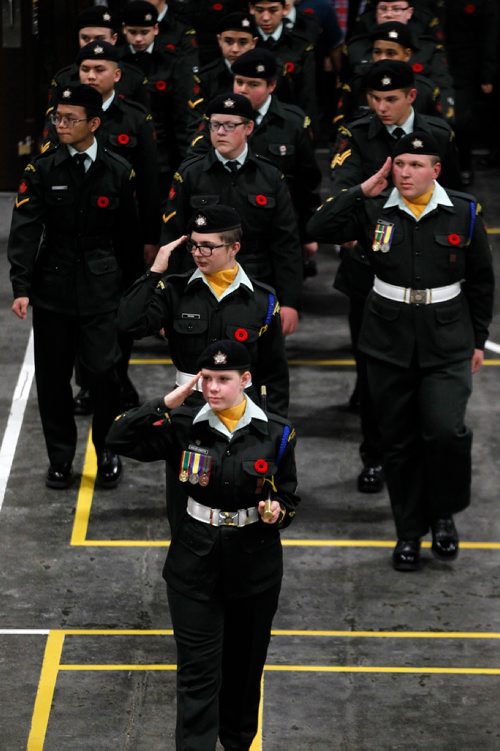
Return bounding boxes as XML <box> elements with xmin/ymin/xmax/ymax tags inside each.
<box><xmin>32</xmin><ymin>143</ymin><xmax>60</xmax><ymax>162</ymax></box>
<box><xmin>267</xmin><ymin>412</ymin><xmax>294</xmax><ymax>430</ymax></box>
<box><xmin>253</xmin><ymin>152</ymin><xmax>283</xmax><ymax>171</ymax></box>
<box><xmin>415</xmin><ymin>74</ymin><xmax>435</xmax><ymax>93</ymax></box>
<box><xmin>348</xmin><ymin>113</ymin><xmax>374</xmax><ymax>129</ymax></box>
<box><xmin>102</xmin><ymin>147</ymin><xmax>135</xmax><ymax>172</ymax></box>
<box><xmin>253</xmin><ymin>278</ymin><xmax>278</xmax><ymax>296</ymax></box>
<box><xmin>179</xmin><ymin>152</ymin><xmax>206</xmax><ymax>172</ymax></box>
<box><xmin>278</xmin><ymin>102</ymin><xmax>307</xmax><ymax>124</ymax></box>
<box><xmin>198</xmin><ymin>57</ymin><xmax>223</xmax><ymax>75</ymax></box>
<box><xmin>446</xmin><ymin>189</ymin><xmax>478</xmax><ymax>204</ymax></box>
<box><xmin>53</xmin><ymin>64</ymin><xmax>73</xmax><ymax>82</ymax></box>
<box><xmin>422</xmin><ymin>114</ymin><xmax>452</xmax><ymax>133</ymax></box>
<box><xmin>118</xmin><ymin>96</ymin><xmax>149</xmax><ymax>117</ymax></box>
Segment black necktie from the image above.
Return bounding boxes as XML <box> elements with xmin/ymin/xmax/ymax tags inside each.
<box><xmin>392</xmin><ymin>127</ymin><xmax>405</xmax><ymax>140</ymax></box>
<box><xmin>226</xmin><ymin>160</ymin><xmax>239</xmax><ymax>175</ymax></box>
<box><xmin>73</xmin><ymin>153</ymin><xmax>87</xmax><ymax>176</ymax></box>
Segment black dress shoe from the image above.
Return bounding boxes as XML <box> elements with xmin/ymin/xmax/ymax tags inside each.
<box><xmin>392</xmin><ymin>539</ymin><xmax>421</xmax><ymax>571</ymax></box>
<box><xmin>357</xmin><ymin>465</ymin><xmax>384</xmax><ymax>493</ymax></box>
<box><xmin>73</xmin><ymin>388</ymin><xmax>93</xmax><ymax>416</ymax></box>
<box><xmin>96</xmin><ymin>450</ymin><xmax>122</xmax><ymax>489</ymax></box>
<box><xmin>431</xmin><ymin>516</ymin><xmax>459</xmax><ymax>560</ymax></box>
<box><xmin>46</xmin><ymin>464</ymin><xmax>73</xmax><ymax>489</ymax></box>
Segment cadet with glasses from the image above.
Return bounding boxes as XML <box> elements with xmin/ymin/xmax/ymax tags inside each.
<box><xmin>107</xmin><ymin>338</ymin><xmax>299</xmax><ymax>751</ymax></box>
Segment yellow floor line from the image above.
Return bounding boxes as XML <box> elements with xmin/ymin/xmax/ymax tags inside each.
<box><xmin>42</xmin><ymin>628</ymin><xmax>500</xmax><ymax>639</ymax></box>
<box><xmin>74</xmin><ymin>538</ymin><xmax>500</xmax><ymax>549</ymax></box>
<box><xmin>70</xmin><ymin>430</ymin><xmax>96</xmax><ymax>546</ymax></box>
<box><xmin>128</xmin><ymin>358</ymin><xmax>500</xmax><ymax>367</ymax></box>
<box><xmin>27</xmin><ymin>631</ymin><xmax>65</xmax><ymax>750</ymax></box>
<box><xmin>250</xmin><ymin>675</ymin><xmax>264</xmax><ymax>751</ymax></box>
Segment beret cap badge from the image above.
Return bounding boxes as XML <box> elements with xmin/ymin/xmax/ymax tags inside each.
<box><xmin>412</xmin><ymin>138</ymin><xmax>423</xmax><ymax>149</ymax></box>
<box><xmin>381</xmin><ymin>76</ymin><xmax>391</xmax><ymax>86</ymax></box>
<box><xmin>224</xmin><ymin>97</ymin><xmax>235</xmax><ymax>108</ymax></box>
<box><xmin>194</xmin><ymin>214</ymin><xmax>208</xmax><ymax>226</ymax></box>
<box><xmin>213</xmin><ymin>351</ymin><xmax>228</xmax><ymax>365</ymax></box>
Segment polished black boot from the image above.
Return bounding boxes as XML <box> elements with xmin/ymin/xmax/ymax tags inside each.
<box><xmin>431</xmin><ymin>516</ymin><xmax>459</xmax><ymax>561</ymax></box>
<box><xmin>392</xmin><ymin>539</ymin><xmax>421</xmax><ymax>572</ymax></box>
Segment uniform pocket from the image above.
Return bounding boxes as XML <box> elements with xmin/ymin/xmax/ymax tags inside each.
<box><xmin>189</xmin><ymin>194</ymin><xmax>220</xmax><ymax>208</ymax></box>
<box><xmin>85</xmin><ymin>251</ymin><xmax>119</xmax><ymax>275</ymax></box>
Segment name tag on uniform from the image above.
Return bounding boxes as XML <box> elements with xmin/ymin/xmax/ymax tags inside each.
<box><xmin>372</xmin><ymin>220</ymin><xmax>395</xmax><ymax>253</ymax></box>
<box><xmin>51</xmin><ymin>185</ymin><xmax>69</xmax><ymax>191</ymax></box>
<box><xmin>181</xmin><ymin>313</ymin><xmax>200</xmax><ymax>319</ymax></box>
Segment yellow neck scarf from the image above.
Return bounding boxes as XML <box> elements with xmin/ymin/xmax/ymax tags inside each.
<box><xmin>402</xmin><ymin>188</ymin><xmax>434</xmax><ymax>219</ymax></box>
<box><xmin>205</xmin><ymin>265</ymin><xmax>238</xmax><ymax>299</ymax></box>
<box><xmin>216</xmin><ymin>399</ymin><xmax>246</xmax><ymax>433</ymax></box>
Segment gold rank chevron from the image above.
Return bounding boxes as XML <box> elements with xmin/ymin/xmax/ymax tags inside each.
<box><xmin>331</xmin><ymin>150</ymin><xmax>351</xmax><ymax>169</ymax></box>
<box><xmin>15</xmin><ymin>197</ymin><xmax>30</xmax><ymax>209</ymax></box>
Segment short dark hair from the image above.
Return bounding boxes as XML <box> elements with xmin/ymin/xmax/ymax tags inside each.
<box><xmin>220</xmin><ymin>227</ymin><xmax>242</xmax><ymax>245</ymax></box>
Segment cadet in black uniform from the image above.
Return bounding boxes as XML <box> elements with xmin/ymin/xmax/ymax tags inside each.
<box><xmin>308</xmin><ymin>132</ymin><xmax>494</xmax><ymax>571</ymax></box>
<box><xmin>195</xmin><ymin>12</ymin><xmax>258</xmax><ymax>108</ymax></box>
<box><xmin>336</xmin><ymin>22</ymin><xmax>442</xmax><ymax>131</ymax></box>
<box><xmin>329</xmin><ymin>60</ymin><xmax>460</xmax><ymax>494</ymax></box>
<box><xmin>249</xmin><ymin>0</ymin><xmax>318</xmax><ymax>129</ymax></box>
<box><xmin>8</xmin><ymin>85</ymin><xmax>140</xmax><ymax>490</ymax></box>
<box><xmin>161</xmin><ymin>93</ymin><xmax>303</xmax><ymax>335</ymax></box>
<box><xmin>107</xmin><ymin>338</ymin><xmax>299</xmax><ymax>751</ymax></box>
<box><xmin>120</xmin><ymin>205</ymin><xmax>289</xmax><ymax>416</ymax></box>
<box><xmin>147</xmin><ymin>0</ymin><xmax>199</xmax><ymax>73</ymax></box>
<box><xmin>231</xmin><ymin>48</ymin><xmax>321</xmax><ymax>269</ymax></box>
<box><xmin>48</xmin><ymin>6</ymin><xmax>149</xmax><ymax>110</ymax></box>
<box><xmin>121</xmin><ymin>1</ymin><xmax>201</xmax><ymax>199</ymax></box>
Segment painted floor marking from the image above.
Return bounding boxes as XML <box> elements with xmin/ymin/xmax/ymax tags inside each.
<box><xmin>129</xmin><ymin>357</ymin><xmax>500</xmax><ymax>367</ymax></box>
<box><xmin>70</xmin><ymin>430</ymin><xmax>96</xmax><ymax>546</ymax></box>
<box><xmin>27</xmin><ymin>631</ymin><xmax>64</xmax><ymax>751</ymax></box>
<box><xmin>0</xmin><ymin>330</ymin><xmax>35</xmax><ymax>512</ymax></box>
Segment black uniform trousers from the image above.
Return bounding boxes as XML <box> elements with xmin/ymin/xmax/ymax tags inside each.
<box><xmin>366</xmin><ymin>354</ymin><xmax>473</xmax><ymax>539</ymax></box>
<box><xmin>167</xmin><ymin>578</ymin><xmax>281</xmax><ymax>751</ymax></box>
<box><xmin>33</xmin><ymin>307</ymin><xmax>121</xmax><ymax>467</ymax></box>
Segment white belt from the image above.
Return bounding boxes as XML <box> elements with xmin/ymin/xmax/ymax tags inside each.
<box><xmin>373</xmin><ymin>276</ymin><xmax>461</xmax><ymax>305</ymax></box>
<box><xmin>176</xmin><ymin>370</ymin><xmax>252</xmax><ymax>391</ymax></box>
<box><xmin>187</xmin><ymin>497</ymin><xmax>260</xmax><ymax>527</ymax></box>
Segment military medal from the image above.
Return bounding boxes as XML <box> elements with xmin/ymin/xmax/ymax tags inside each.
<box><xmin>198</xmin><ymin>454</ymin><xmax>212</xmax><ymax>487</ymax></box>
<box><xmin>372</xmin><ymin>220</ymin><xmax>395</xmax><ymax>253</ymax></box>
<box><xmin>179</xmin><ymin>451</ymin><xmax>189</xmax><ymax>482</ymax></box>
<box><xmin>188</xmin><ymin>451</ymin><xmax>201</xmax><ymax>484</ymax></box>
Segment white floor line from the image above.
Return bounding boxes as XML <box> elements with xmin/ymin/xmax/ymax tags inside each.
<box><xmin>0</xmin><ymin>329</ymin><xmax>35</xmax><ymax>512</ymax></box>
<box><xmin>485</xmin><ymin>339</ymin><xmax>500</xmax><ymax>354</ymax></box>
<box><xmin>0</xmin><ymin>629</ymin><xmax>49</xmax><ymax>635</ymax></box>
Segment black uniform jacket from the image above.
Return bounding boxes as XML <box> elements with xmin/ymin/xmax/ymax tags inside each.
<box><xmin>161</xmin><ymin>148</ymin><xmax>303</xmax><ymax>310</ymax></box>
<box><xmin>8</xmin><ymin>144</ymin><xmax>140</xmax><ymax>316</ymax></box>
<box><xmin>44</xmin><ymin>96</ymin><xmax>161</xmax><ymax>245</ymax></box>
<box><xmin>168</xmin><ymin>0</ymin><xmax>247</xmax><ymax>65</ymax></box>
<box><xmin>196</xmin><ymin>56</ymin><xmax>234</xmax><ymax>109</ymax></box>
<box><xmin>189</xmin><ymin>96</ymin><xmax>321</xmax><ymax>239</ymax></box>
<box><xmin>118</xmin><ymin>266</ymin><xmax>290</xmax><ymax>416</ymax></box>
<box><xmin>307</xmin><ymin>185</ymin><xmax>494</xmax><ymax>368</ymax></box>
<box><xmin>106</xmin><ymin>397</ymin><xmax>299</xmax><ymax>600</ymax></box>
<box><xmin>444</xmin><ymin>0</ymin><xmax>498</xmax><ymax>86</ymax></box>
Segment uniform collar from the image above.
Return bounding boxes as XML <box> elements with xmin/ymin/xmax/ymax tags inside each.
<box><xmin>214</xmin><ymin>144</ymin><xmax>249</xmax><ymax>168</ymax></box>
<box><xmin>102</xmin><ymin>91</ymin><xmax>116</xmax><ymax>111</ymax></box>
<box><xmin>193</xmin><ymin>396</ymin><xmax>268</xmax><ymax>440</ymax></box>
<box><xmin>385</xmin><ymin>108</ymin><xmax>415</xmax><ymax>137</ymax></box>
<box><xmin>67</xmin><ymin>138</ymin><xmax>98</xmax><ymax>165</ymax></box>
<box><xmin>258</xmin><ymin>23</ymin><xmax>284</xmax><ymax>42</ymax></box>
<box><xmin>255</xmin><ymin>95</ymin><xmax>273</xmax><ymax>125</ymax></box>
<box><xmin>188</xmin><ymin>262</ymin><xmax>254</xmax><ymax>299</ymax></box>
<box><xmin>383</xmin><ymin>180</ymin><xmax>454</xmax><ymax>221</ymax></box>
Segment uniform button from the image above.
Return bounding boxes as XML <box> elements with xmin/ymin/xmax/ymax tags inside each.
<box><xmin>225</xmin><ymin>449</ymin><xmax>231</xmax><ymax>456</ymax></box>
<box><xmin>415</xmin><ymin>251</ymin><xmax>421</xmax><ymax>256</ymax></box>
<box><xmin>224</xmin><ymin>481</ymin><xmax>229</xmax><ymax>486</ymax></box>
<box><xmin>415</xmin><ymin>275</ymin><xmax>421</xmax><ymax>281</ymax></box>
<box><xmin>187</xmin><ymin>323</ymin><xmax>193</xmax><ymax>330</ymax></box>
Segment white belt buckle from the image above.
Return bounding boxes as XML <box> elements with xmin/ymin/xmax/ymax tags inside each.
<box><xmin>409</xmin><ymin>288</ymin><xmax>428</xmax><ymax>304</ymax></box>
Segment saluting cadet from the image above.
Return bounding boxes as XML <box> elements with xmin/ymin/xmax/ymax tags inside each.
<box><xmin>161</xmin><ymin>93</ymin><xmax>303</xmax><ymax>336</ymax></box>
<box><xmin>8</xmin><ymin>85</ymin><xmax>141</xmax><ymax>490</ymax></box>
<box><xmin>120</xmin><ymin>1</ymin><xmax>201</xmax><ymax>199</ymax></box>
<box><xmin>249</xmin><ymin>0</ymin><xmax>318</xmax><ymax>129</ymax></box>
<box><xmin>48</xmin><ymin>5</ymin><xmax>149</xmax><ymax>110</ymax></box>
<box><xmin>308</xmin><ymin>132</ymin><xmax>494</xmax><ymax>571</ymax></box>
<box><xmin>329</xmin><ymin>60</ymin><xmax>461</xmax><ymax>495</ymax></box>
<box><xmin>195</xmin><ymin>12</ymin><xmax>259</xmax><ymax>108</ymax></box>
<box><xmin>106</xmin><ymin>339</ymin><xmax>299</xmax><ymax>751</ymax></box>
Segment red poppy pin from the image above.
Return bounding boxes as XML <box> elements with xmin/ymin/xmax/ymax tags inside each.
<box><xmin>254</xmin><ymin>459</ymin><xmax>268</xmax><ymax>474</ymax></box>
<box><xmin>155</xmin><ymin>80</ymin><xmax>167</xmax><ymax>91</ymax></box>
<box><xmin>166</xmin><ymin>43</ymin><xmax>176</xmax><ymax>51</ymax></box>
<box><xmin>97</xmin><ymin>196</ymin><xmax>110</xmax><ymax>208</ymax></box>
<box><xmin>117</xmin><ymin>133</ymin><xmax>130</xmax><ymax>145</ymax></box>
<box><xmin>255</xmin><ymin>194</ymin><xmax>267</xmax><ymax>206</ymax></box>
<box><xmin>212</xmin><ymin>2</ymin><xmax>223</xmax><ymax>10</ymax></box>
<box><xmin>234</xmin><ymin>328</ymin><xmax>248</xmax><ymax>342</ymax></box>
<box><xmin>19</xmin><ymin>181</ymin><xmax>28</xmax><ymax>194</ymax></box>
<box><xmin>464</xmin><ymin>3</ymin><xmax>476</xmax><ymax>13</ymax></box>
<box><xmin>304</xmin><ymin>7</ymin><xmax>315</xmax><ymax>13</ymax></box>
<box><xmin>285</xmin><ymin>61</ymin><xmax>295</xmax><ymax>74</ymax></box>
<box><xmin>448</xmin><ymin>233</ymin><xmax>460</xmax><ymax>246</ymax></box>
<box><xmin>412</xmin><ymin>63</ymin><xmax>423</xmax><ymax>73</ymax></box>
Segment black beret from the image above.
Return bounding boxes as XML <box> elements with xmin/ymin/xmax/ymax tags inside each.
<box><xmin>56</xmin><ymin>84</ymin><xmax>102</xmax><ymax>111</ymax></box>
<box><xmin>205</xmin><ymin>93</ymin><xmax>255</xmax><ymax>121</ymax></box>
<box><xmin>77</xmin><ymin>6</ymin><xmax>116</xmax><ymax>31</ymax></box>
<box><xmin>231</xmin><ymin>48</ymin><xmax>278</xmax><ymax>80</ymax></box>
<box><xmin>197</xmin><ymin>340</ymin><xmax>251</xmax><ymax>372</ymax></box>
<box><xmin>370</xmin><ymin>22</ymin><xmax>416</xmax><ymax>50</ymax></box>
<box><xmin>392</xmin><ymin>130</ymin><xmax>440</xmax><ymax>158</ymax></box>
<box><xmin>76</xmin><ymin>41</ymin><xmax>120</xmax><ymax>65</ymax></box>
<box><xmin>188</xmin><ymin>205</ymin><xmax>242</xmax><ymax>234</ymax></box>
<box><xmin>218</xmin><ymin>12</ymin><xmax>258</xmax><ymax>36</ymax></box>
<box><xmin>375</xmin><ymin>0</ymin><xmax>414</xmax><ymax>5</ymax></box>
<box><xmin>365</xmin><ymin>60</ymin><xmax>415</xmax><ymax>90</ymax></box>
<box><xmin>122</xmin><ymin>1</ymin><xmax>158</xmax><ymax>26</ymax></box>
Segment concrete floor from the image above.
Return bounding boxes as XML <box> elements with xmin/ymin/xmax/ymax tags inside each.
<box><xmin>0</xmin><ymin>158</ymin><xmax>500</xmax><ymax>750</ymax></box>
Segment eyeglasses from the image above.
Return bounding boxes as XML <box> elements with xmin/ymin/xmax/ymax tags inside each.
<box><xmin>187</xmin><ymin>240</ymin><xmax>230</xmax><ymax>256</ymax></box>
<box><xmin>377</xmin><ymin>4</ymin><xmax>410</xmax><ymax>12</ymax></box>
<box><xmin>50</xmin><ymin>114</ymin><xmax>90</xmax><ymax>127</ymax></box>
<box><xmin>208</xmin><ymin>120</ymin><xmax>247</xmax><ymax>133</ymax></box>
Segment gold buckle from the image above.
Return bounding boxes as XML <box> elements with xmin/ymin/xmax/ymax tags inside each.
<box><xmin>409</xmin><ymin>288</ymin><xmax>428</xmax><ymax>304</ymax></box>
